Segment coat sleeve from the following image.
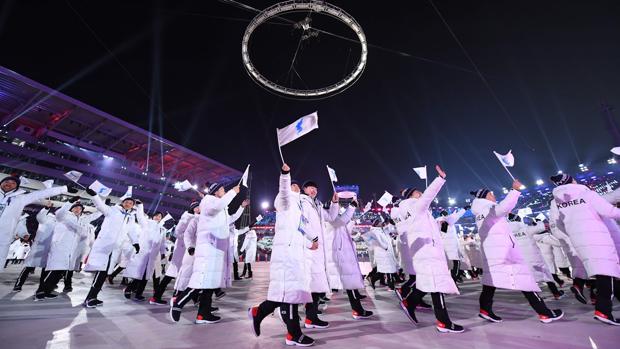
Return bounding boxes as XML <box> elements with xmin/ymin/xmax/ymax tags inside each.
<box><xmin>240</xmin><ymin>235</ymin><xmax>249</xmax><ymax>252</ymax></box>
<box><xmin>322</xmin><ymin>201</ymin><xmax>340</xmax><ymax>223</ymax></box>
<box><xmin>54</xmin><ymin>202</ymin><xmax>72</xmax><ymax>222</ymax></box>
<box><xmin>588</xmin><ymin>191</ymin><xmax>620</xmax><ymax>220</ymax></box>
<box><xmin>90</xmin><ymin>194</ymin><xmax>111</xmax><ymax>217</ymax></box>
<box><xmin>445</xmin><ymin>208</ymin><xmax>466</xmax><ymax>225</ymax></box>
<box><xmin>414</xmin><ymin>177</ymin><xmax>446</xmax><ymax>212</ymax></box>
<box><xmin>205</xmin><ymin>190</ymin><xmax>238</xmax><ymax>216</ymax></box>
<box><xmin>375</xmin><ymin>230</ymin><xmax>389</xmax><ymax>249</ymax></box>
<box><xmin>495</xmin><ymin>189</ymin><xmax>521</xmax><ymax>217</ymax></box>
<box><xmin>160</xmin><ymin>235</ymin><xmax>167</xmax><ymax>254</ymax></box>
<box><xmin>274</xmin><ymin>173</ymin><xmax>292</xmax><ymax>211</ymax></box>
<box><xmin>533</xmin><ymin>233</ymin><xmax>562</xmax><ymax>247</ymax></box>
<box><xmin>183</xmin><ymin>218</ymin><xmax>197</xmax><ymax>249</ymax></box>
<box><xmin>332</xmin><ymin>205</ymin><xmax>356</xmax><ymax>226</ymax></box>
<box><xmin>135</xmin><ymin>203</ymin><xmax>148</xmax><ymax>229</ymax></box>
<box><xmin>236</xmin><ymin>227</ymin><xmax>250</xmax><ymax>237</ymax></box>
<box><xmin>36</xmin><ymin>208</ymin><xmax>49</xmax><ymax>224</ymax></box>
<box><xmin>19</xmin><ymin>186</ymin><xmax>68</xmax><ymax>207</ymax></box>
<box><xmin>229</xmin><ymin>206</ymin><xmax>245</xmax><ymax>224</ymax></box>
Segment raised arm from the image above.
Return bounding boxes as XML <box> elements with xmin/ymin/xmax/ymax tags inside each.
<box><xmin>445</xmin><ymin>208</ymin><xmax>466</xmax><ymax>225</ymax></box>
<box><xmin>21</xmin><ymin>186</ymin><xmax>68</xmax><ymax>206</ymax></box>
<box><xmin>204</xmin><ymin>189</ymin><xmax>238</xmax><ymax>216</ymax></box>
<box><xmin>274</xmin><ymin>172</ymin><xmax>292</xmax><ymax>211</ymax></box>
<box><xmin>54</xmin><ymin>201</ymin><xmax>72</xmax><ymax>222</ymax></box>
<box><xmin>495</xmin><ymin>190</ymin><xmax>521</xmax><ymax>217</ymax></box>
<box><xmin>333</xmin><ymin>205</ymin><xmax>356</xmax><ymax>226</ymax></box>
<box><xmin>36</xmin><ymin>207</ymin><xmax>50</xmax><ymax>224</ymax></box>
<box><xmin>183</xmin><ymin>217</ymin><xmax>198</xmax><ymax>249</ymax></box>
<box><xmin>229</xmin><ymin>205</ymin><xmax>246</xmax><ymax>224</ymax></box>
<box><xmin>414</xmin><ymin>176</ymin><xmax>446</xmax><ymax>212</ymax></box>
<box><xmin>89</xmin><ymin>194</ymin><xmax>111</xmax><ymax>217</ymax></box>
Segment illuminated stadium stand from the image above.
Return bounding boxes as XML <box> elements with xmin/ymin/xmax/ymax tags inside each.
<box><xmin>0</xmin><ymin>66</ymin><xmax>241</xmax><ymax>216</ymax></box>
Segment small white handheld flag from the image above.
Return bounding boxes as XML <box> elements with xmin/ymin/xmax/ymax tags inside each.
<box><xmin>535</xmin><ymin>213</ymin><xmax>547</xmax><ymax>221</ymax></box>
<box><xmin>326</xmin><ymin>165</ymin><xmax>338</xmax><ymax>182</ymax></box>
<box><xmin>517</xmin><ymin>207</ymin><xmax>533</xmax><ymax>218</ymax></box>
<box><xmin>121</xmin><ymin>186</ymin><xmax>133</xmax><ymax>200</ymax></box>
<box><xmin>256</xmin><ymin>214</ymin><xmax>263</xmax><ymax>222</ymax></box>
<box><xmin>240</xmin><ymin>165</ymin><xmax>250</xmax><ymax>187</ymax></box>
<box><xmin>174</xmin><ymin>180</ymin><xmax>194</xmax><ymax>192</ymax></box>
<box><xmin>19</xmin><ymin>176</ymin><xmax>31</xmax><ymax>186</ymax></box>
<box><xmin>277</xmin><ymin>111</ymin><xmax>319</xmax><ymax>147</ymax></box>
<box><xmin>42</xmin><ymin>179</ymin><xmax>54</xmax><ymax>189</ymax></box>
<box><xmin>493</xmin><ymin>150</ymin><xmax>515</xmax><ymax>167</ymax></box>
<box><xmin>611</xmin><ymin>147</ymin><xmax>620</xmax><ymax>156</ymax></box>
<box><xmin>64</xmin><ymin>170</ymin><xmax>83</xmax><ymax>182</ymax></box>
<box><xmin>377</xmin><ymin>191</ymin><xmax>394</xmax><ymax>208</ymax></box>
<box><xmin>88</xmin><ymin>180</ymin><xmax>112</xmax><ymax>197</ymax></box>
<box><xmin>413</xmin><ymin>166</ymin><xmax>427</xmax><ymax>180</ymax></box>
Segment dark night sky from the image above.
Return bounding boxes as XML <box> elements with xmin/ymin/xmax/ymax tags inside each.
<box><xmin>2</xmin><ymin>0</ymin><xmax>620</xmax><ymax>207</ymax></box>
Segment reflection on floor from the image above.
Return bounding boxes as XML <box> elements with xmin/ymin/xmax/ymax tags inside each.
<box><xmin>0</xmin><ymin>262</ymin><xmax>617</xmax><ymax>349</ymax></box>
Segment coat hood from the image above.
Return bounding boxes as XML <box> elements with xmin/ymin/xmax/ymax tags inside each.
<box><xmin>552</xmin><ymin>183</ymin><xmax>589</xmax><ymax>203</ymax></box>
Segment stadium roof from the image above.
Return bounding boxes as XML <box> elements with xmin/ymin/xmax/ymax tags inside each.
<box><xmin>0</xmin><ymin>65</ymin><xmax>241</xmax><ymax>184</ymax></box>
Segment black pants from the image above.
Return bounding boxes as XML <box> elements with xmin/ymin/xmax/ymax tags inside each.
<box><xmin>304</xmin><ymin>292</ymin><xmax>323</xmax><ymax>321</ymax></box>
<box><xmin>546</xmin><ymin>281</ymin><xmax>560</xmax><ymax>296</ymax></box>
<box><xmin>346</xmin><ymin>289</ymin><xmax>365</xmax><ymax>313</ymax></box>
<box><xmin>594</xmin><ymin>275</ymin><xmax>615</xmax><ymax>315</ymax></box>
<box><xmin>153</xmin><ymin>275</ymin><xmax>174</xmax><ymax>300</ymax></box>
<box><xmin>479</xmin><ymin>285</ymin><xmax>551</xmax><ymax>316</ymax></box>
<box><xmin>64</xmin><ymin>271</ymin><xmax>73</xmax><ymax>288</ymax></box>
<box><xmin>15</xmin><ymin>267</ymin><xmax>47</xmax><ymax>288</ymax></box>
<box><xmin>450</xmin><ymin>260</ymin><xmax>460</xmax><ymax>281</ymax></box>
<box><xmin>233</xmin><ymin>261</ymin><xmax>240</xmax><ymax>279</ymax></box>
<box><xmin>559</xmin><ymin>267</ymin><xmax>572</xmax><ymax>278</ymax></box>
<box><xmin>404</xmin><ymin>288</ymin><xmax>452</xmax><ymax>324</ymax></box>
<box><xmin>85</xmin><ymin>254</ymin><xmax>112</xmax><ymax>301</ymax></box>
<box><xmin>386</xmin><ymin>273</ymin><xmax>395</xmax><ymax>290</ymax></box>
<box><xmin>36</xmin><ymin>270</ymin><xmax>66</xmax><ymax>294</ymax></box>
<box><xmin>256</xmin><ymin>300</ymin><xmax>303</xmax><ymax>338</ymax></box>
<box><xmin>175</xmin><ymin>288</ymin><xmax>215</xmax><ymax>317</ymax></box>
<box><xmin>400</xmin><ymin>274</ymin><xmax>417</xmax><ymax>300</ymax></box>
<box><xmin>109</xmin><ymin>266</ymin><xmax>124</xmax><ymax>279</ymax></box>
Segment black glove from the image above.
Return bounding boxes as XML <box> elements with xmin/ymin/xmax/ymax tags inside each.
<box><xmin>350</xmin><ymin>200</ymin><xmax>358</xmax><ymax>208</ymax></box>
<box><xmin>86</xmin><ymin>188</ymin><xmax>96</xmax><ymax>196</ymax></box>
<box><xmin>464</xmin><ymin>205</ymin><xmax>471</xmax><ymax>211</ymax></box>
<box><xmin>161</xmin><ymin>254</ymin><xmax>166</xmax><ymax>260</ymax></box>
<box><xmin>188</xmin><ymin>247</ymin><xmax>195</xmax><ymax>256</ymax></box>
<box><xmin>135</xmin><ymin>200</ymin><xmax>142</xmax><ymax>205</ymax></box>
<box><xmin>68</xmin><ymin>196</ymin><xmax>80</xmax><ymax>203</ymax></box>
<box><xmin>105</xmin><ymin>198</ymin><xmax>112</xmax><ymax>206</ymax></box>
<box><xmin>67</xmin><ymin>186</ymin><xmax>79</xmax><ymax>194</ymax></box>
<box><xmin>133</xmin><ymin>244</ymin><xmax>140</xmax><ymax>254</ymax></box>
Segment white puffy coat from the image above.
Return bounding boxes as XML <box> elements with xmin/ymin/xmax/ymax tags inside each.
<box><xmin>268</xmin><ymin>173</ymin><xmax>316</xmax><ymax>304</ymax></box>
<box><xmin>240</xmin><ymin>229</ymin><xmax>258</xmax><ymax>263</ymax></box>
<box><xmin>547</xmin><ymin>216</ymin><xmax>588</xmax><ymax>279</ymax></box>
<box><xmin>0</xmin><ymin>185</ymin><xmax>68</xmax><ymax>269</ymax></box>
<box><xmin>24</xmin><ymin>208</ymin><xmax>56</xmax><ymax>268</ymax></box>
<box><xmin>464</xmin><ymin>235</ymin><xmax>483</xmax><ymax>268</ymax></box>
<box><xmin>370</xmin><ymin>226</ymin><xmax>399</xmax><ymax>274</ymax></box>
<box><xmin>398</xmin><ymin>177</ymin><xmax>459</xmax><ymax>294</ymax></box>
<box><xmin>188</xmin><ymin>189</ymin><xmax>242</xmax><ymax>290</ymax></box>
<box><xmin>550</xmin><ymin>183</ymin><xmax>620</xmax><ymax>278</ymax></box>
<box><xmin>46</xmin><ymin>202</ymin><xmax>100</xmax><ymax>271</ymax></box>
<box><xmin>391</xmin><ymin>205</ymin><xmax>415</xmax><ymax>275</ymax></box>
<box><xmin>472</xmin><ymin>189</ymin><xmax>540</xmax><ymax>292</ymax></box>
<box><xmin>436</xmin><ymin>209</ymin><xmax>466</xmax><ymax>261</ymax></box>
<box><xmin>509</xmin><ymin>221</ymin><xmax>552</xmax><ymax>282</ymax></box>
<box><xmin>327</xmin><ymin>206</ymin><xmax>363</xmax><ymax>290</ymax></box>
<box><xmin>84</xmin><ymin>194</ymin><xmax>139</xmax><ymax>272</ymax></box>
<box><xmin>125</xmin><ymin>206</ymin><xmax>167</xmax><ymax>279</ymax></box>
<box><xmin>535</xmin><ymin>232</ymin><xmax>562</xmax><ymax>275</ymax></box>
<box><xmin>74</xmin><ymin>223</ymin><xmax>96</xmax><ymax>270</ymax></box>
<box><xmin>165</xmin><ymin>211</ymin><xmax>192</xmax><ymax>278</ymax></box>
<box><xmin>174</xmin><ymin>214</ymin><xmax>198</xmax><ymax>291</ymax></box>
<box><xmin>457</xmin><ymin>235</ymin><xmax>472</xmax><ymax>270</ymax></box>
<box><xmin>301</xmin><ymin>194</ymin><xmax>339</xmax><ymax>293</ymax></box>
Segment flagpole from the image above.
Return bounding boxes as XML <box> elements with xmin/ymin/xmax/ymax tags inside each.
<box><xmin>326</xmin><ymin>165</ymin><xmax>337</xmax><ymax>193</ymax></box>
<box><xmin>501</xmin><ymin>164</ymin><xmax>516</xmax><ymax>181</ymax></box>
<box><xmin>276</xmin><ymin>129</ymin><xmax>285</xmax><ymax>164</ymax></box>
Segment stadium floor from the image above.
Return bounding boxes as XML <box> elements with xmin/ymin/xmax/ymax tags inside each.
<box><xmin>0</xmin><ymin>262</ymin><xmax>617</xmax><ymax>349</ymax></box>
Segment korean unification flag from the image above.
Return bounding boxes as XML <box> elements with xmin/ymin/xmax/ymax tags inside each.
<box><xmin>277</xmin><ymin>111</ymin><xmax>319</xmax><ymax>147</ymax></box>
<box><xmin>42</xmin><ymin>179</ymin><xmax>54</xmax><ymax>189</ymax></box>
<box><xmin>161</xmin><ymin>213</ymin><xmax>174</xmax><ymax>224</ymax></box>
<box><xmin>413</xmin><ymin>166</ymin><xmax>427</xmax><ymax>180</ymax></box>
<box><xmin>377</xmin><ymin>191</ymin><xmax>393</xmax><ymax>208</ymax></box>
<box><xmin>493</xmin><ymin>150</ymin><xmax>515</xmax><ymax>167</ymax></box>
<box><xmin>64</xmin><ymin>170</ymin><xmax>83</xmax><ymax>183</ymax></box>
<box><xmin>240</xmin><ymin>165</ymin><xmax>250</xmax><ymax>187</ymax></box>
<box><xmin>517</xmin><ymin>207</ymin><xmax>533</xmax><ymax>218</ymax></box>
<box><xmin>121</xmin><ymin>186</ymin><xmax>133</xmax><ymax>200</ymax></box>
<box><xmin>175</xmin><ymin>180</ymin><xmax>193</xmax><ymax>192</ymax></box>
<box><xmin>362</xmin><ymin>201</ymin><xmax>372</xmax><ymax>213</ymax></box>
<box><xmin>256</xmin><ymin>214</ymin><xmax>263</xmax><ymax>223</ymax></box>
<box><xmin>88</xmin><ymin>180</ymin><xmax>112</xmax><ymax>197</ymax></box>
<box><xmin>535</xmin><ymin>213</ymin><xmax>547</xmax><ymax>221</ymax></box>
<box><xmin>326</xmin><ymin>165</ymin><xmax>338</xmax><ymax>183</ymax></box>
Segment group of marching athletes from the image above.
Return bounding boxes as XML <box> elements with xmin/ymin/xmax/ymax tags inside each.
<box><xmin>2</xmin><ymin>155</ymin><xmax>620</xmax><ymax>347</ymax></box>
